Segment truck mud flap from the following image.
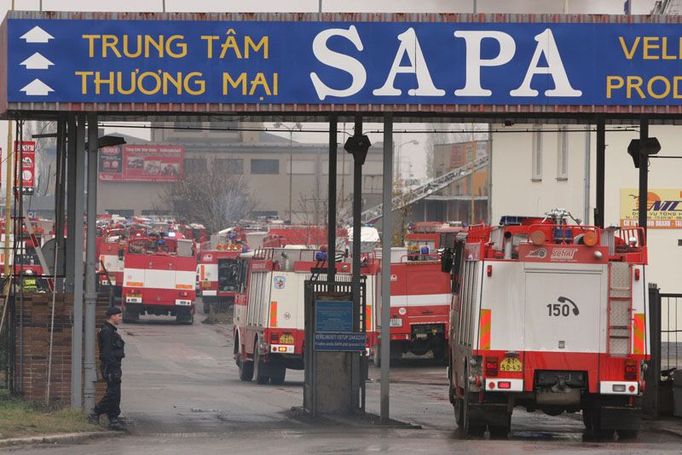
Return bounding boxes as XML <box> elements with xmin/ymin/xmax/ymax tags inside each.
<box><xmin>468</xmin><ymin>403</ymin><xmax>509</xmax><ymax>426</ymax></box>
<box><xmin>599</xmin><ymin>406</ymin><xmax>641</xmax><ymax>431</ymax></box>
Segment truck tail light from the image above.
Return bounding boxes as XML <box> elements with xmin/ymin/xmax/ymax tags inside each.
<box><xmin>487</xmin><ymin>265</ymin><xmax>493</xmax><ymax>277</ymax></box>
<box><xmin>497</xmin><ymin>381</ymin><xmax>511</xmax><ymax>390</ymax></box>
<box><xmin>625</xmin><ymin>360</ymin><xmax>637</xmax><ymax>380</ymax></box>
<box><xmin>485</xmin><ymin>357</ymin><xmax>498</xmax><ymax>377</ymax></box>
<box><xmin>634</xmin><ymin>268</ymin><xmax>640</xmax><ymax>281</ymax></box>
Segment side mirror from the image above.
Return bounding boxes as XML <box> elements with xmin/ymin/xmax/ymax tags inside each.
<box><xmin>441</xmin><ymin>248</ymin><xmax>453</xmax><ymax>273</ymax></box>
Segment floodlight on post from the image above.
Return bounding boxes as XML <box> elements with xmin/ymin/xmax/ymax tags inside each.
<box><xmin>627</xmin><ymin>137</ymin><xmax>660</xmax><ymax>168</ymax></box>
<box><xmin>274</xmin><ymin>122</ymin><xmax>302</xmax><ymax>223</ymax></box>
<box><xmin>395</xmin><ymin>139</ymin><xmax>418</xmax><ymax>184</ymax></box>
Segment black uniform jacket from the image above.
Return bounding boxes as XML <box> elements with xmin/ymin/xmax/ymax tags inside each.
<box><xmin>98</xmin><ymin>321</ymin><xmax>125</xmax><ymax>372</ymax></box>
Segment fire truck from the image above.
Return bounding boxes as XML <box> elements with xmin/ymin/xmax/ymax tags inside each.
<box><xmin>262</xmin><ymin>225</ymin><xmax>347</xmax><ymax>249</ymax></box>
<box><xmin>445</xmin><ymin>210</ymin><xmax>649</xmax><ymax>439</ymax></box>
<box><xmin>1</xmin><ymin>219</ymin><xmax>47</xmax><ymax>289</ymax></box>
<box><xmin>96</xmin><ymin>226</ymin><xmax>128</xmax><ymax>301</ymax></box>
<box><xmin>196</xmin><ymin>228</ymin><xmax>248</xmax><ymax>313</ymax></box>
<box><xmin>233</xmin><ymin>246</ymin><xmax>378</xmax><ymax>385</ymax></box>
<box><xmin>375</xmin><ymin>222</ymin><xmax>466</xmax><ymax>364</ymax></box>
<box><xmin>121</xmin><ymin>234</ymin><xmax>197</xmax><ymax>324</ymax></box>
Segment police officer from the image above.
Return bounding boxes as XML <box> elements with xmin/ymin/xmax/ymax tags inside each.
<box><xmin>89</xmin><ymin>306</ymin><xmax>126</xmax><ymax>430</ymax></box>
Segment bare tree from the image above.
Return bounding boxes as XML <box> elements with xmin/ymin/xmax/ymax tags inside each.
<box><xmin>158</xmin><ymin>168</ymin><xmax>255</xmax><ymax>233</ymax></box>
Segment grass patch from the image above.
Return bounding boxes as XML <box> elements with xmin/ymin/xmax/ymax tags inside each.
<box><xmin>0</xmin><ymin>393</ymin><xmax>100</xmax><ymax>439</ymax></box>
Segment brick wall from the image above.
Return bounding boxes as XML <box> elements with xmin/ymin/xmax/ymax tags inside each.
<box><xmin>14</xmin><ymin>293</ymin><xmax>109</xmax><ymax>406</ymax></box>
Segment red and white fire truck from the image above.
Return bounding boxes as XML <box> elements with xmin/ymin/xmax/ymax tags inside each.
<box><xmin>196</xmin><ymin>238</ymin><xmax>247</xmax><ymax>313</ymax></box>
<box><xmin>374</xmin><ymin>222</ymin><xmax>466</xmax><ymax>364</ymax></box>
<box><xmin>446</xmin><ymin>210</ymin><xmax>649</xmax><ymax>438</ymax></box>
<box><xmin>96</xmin><ymin>227</ymin><xmax>129</xmax><ymax>301</ymax></box>
<box><xmin>122</xmin><ymin>235</ymin><xmax>197</xmax><ymax>324</ymax></box>
<box><xmin>233</xmin><ymin>246</ymin><xmax>378</xmax><ymax>385</ymax></box>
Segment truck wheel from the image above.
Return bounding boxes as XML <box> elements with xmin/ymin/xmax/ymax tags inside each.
<box><xmin>270</xmin><ymin>368</ymin><xmax>286</xmax><ymax>385</ymax></box>
<box><xmin>177</xmin><ymin>311</ymin><xmax>193</xmax><ymax>325</ymax></box>
<box><xmin>583</xmin><ymin>406</ymin><xmax>615</xmax><ymax>441</ymax></box>
<box><xmin>432</xmin><ymin>343</ymin><xmax>447</xmax><ymax>366</ymax></box>
<box><xmin>253</xmin><ymin>346</ymin><xmax>269</xmax><ymax>385</ymax></box>
<box><xmin>460</xmin><ymin>376</ymin><xmax>485</xmax><ymax>437</ymax></box>
<box><xmin>488</xmin><ymin>413</ymin><xmax>512</xmax><ymax>439</ymax></box>
<box><xmin>238</xmin><ymin>355</ymin><xmax>254</xmax><ymax>382</ymax></box>
<box><xmin>454</xmin><ymin>397</ymin><xmax>463</xmax><ymax>427</ymax></box>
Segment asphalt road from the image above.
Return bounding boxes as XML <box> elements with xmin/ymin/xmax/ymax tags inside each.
<box><xmin>6</xmin><ymin>305</ymin><xmax>682</xmax><ymax>454</ymax></box>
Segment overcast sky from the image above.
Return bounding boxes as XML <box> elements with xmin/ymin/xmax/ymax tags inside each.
<box><xmin>0</xmin><ymin>0</ymin><xmax>664</xmax><ymax>182</ymax></box>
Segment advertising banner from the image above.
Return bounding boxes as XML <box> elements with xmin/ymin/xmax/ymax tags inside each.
<box><xmin>15</xmin><ymin>140</ymin><xmax>35</xmax><ymax>194</ymax></box>
<box><xmin>7</xmin><ymin>18</ymin><xmax>682</xmax><ymax>106</ymax></box>
<box><xmin>620</xmin><ymin>188</ymin><xmax>682</xmax><ymax>229</ymax></box>
<box><xmin>99</xmin><ymin>144</ymin><xmax>184</xmax><ymax>182</ymax></box>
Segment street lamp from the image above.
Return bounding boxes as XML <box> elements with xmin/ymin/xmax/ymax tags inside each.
<box><xmin>274</xmin><ymin>122</ymin><xmax>302</xmax><ymax>223</ymax></box>
<box><xmin>395</xmin><ymin>139</ymin><xmax>419</xmax><ymax>184</ymax></box>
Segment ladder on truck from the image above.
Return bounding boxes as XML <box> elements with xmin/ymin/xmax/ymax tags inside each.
<box><xmin>344</xmin><ymin>156</ymin><xmax>489</xmax><ymax>225</ymax></box>
<box><xmin>608</xmin><ymin>262</ymin><xmax>633</xmax><ymax>356</ymax></box>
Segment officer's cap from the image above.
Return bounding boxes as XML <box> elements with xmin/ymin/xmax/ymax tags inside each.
<box><xmin>105</xmin><ymin>306</ymin><xmax>122</xmax><ymax>317</ymax></box>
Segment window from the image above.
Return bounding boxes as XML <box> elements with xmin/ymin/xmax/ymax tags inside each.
<box><xmin>184</xmin><ymin>158</ymin><xmax>207</xmax><ymax>174</ymax></box>
<box><xmin>251</xmin><ymin>159</ymin><xmax>279</xmax><ymax>175</ymax></box>
<box><xmin>215</xmin><ymin>158</ymin><xmax>243</xmax><ymax>175</ymax></box>
<box><xmin>557</xmin><ymin>127</ymin><xmax>568</xmax><ymax>181</ymax></box>
<box><xmin>532</xmin><ymin>125</ymin><xmax>543</xmax><ymax>181</ymax></box>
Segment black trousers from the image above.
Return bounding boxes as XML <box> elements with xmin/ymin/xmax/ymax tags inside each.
<box><xmin>94</xmin><ymin>367</ymin><xmax>121</xmax><ymax>419</ymax></box>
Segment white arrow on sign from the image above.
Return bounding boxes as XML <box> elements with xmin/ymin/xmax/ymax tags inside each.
<box><xmin>20</xmin><ymin>26</ymin><xmax>54</xmax><ymax>44</ymax></box>
<box><xmin>20</xmin><ymin>79</ymin><xmax>54</xmax><ymax>96</ymax></box>
<box><xmin>20</xmin><ymin>52</ymin><xmax>54</xmax><ymax>70</ymax></box>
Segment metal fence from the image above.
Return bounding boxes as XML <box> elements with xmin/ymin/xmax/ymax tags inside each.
<box><xmin>661</xmin><ymin>293</ymin><xmax>682</xmax><ymax>372</ymax></box>
<box><xmin>644</xmin><ymin>287</ymin><xmax>682</xmax><ymax>418</ymax></box>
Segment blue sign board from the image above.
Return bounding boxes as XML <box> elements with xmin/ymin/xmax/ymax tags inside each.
<box><xmin>314</xmin><ymin>332</ymin><xmax>366</xmax><ymax>352</ymax></box>
<box><xmin>6</xmin><ymin>18</ymin><xmax>682</xmax><ymax>106</ymax></box>
<box><xmin>315</xmin><ymin>300</ymin><xmax>353</xmax><ymax>333</ymax></box>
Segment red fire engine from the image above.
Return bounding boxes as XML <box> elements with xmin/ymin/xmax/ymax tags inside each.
<box><xmin>96</xmin><ymin>226</ymin><xmax>129</xmax><ymax>301</ymax></box>
<box><xmin>233</xmin><ymin>246</ymin><xmax>378</xmax><ymax>385</ymax></box>
<box><xmin>374</xmin><ymin>222</ymin><xmax>466</xmax><ymax>364</ymax></box>
<box><xmin>122</xmin><ymin>234</ymin><xmax>197</xmax><ymax>324</ymax></box>
<box><xmin>196</xmin><ymin>242</ymin><xmax>247</xmax><ymax>313</ymax></box>
<box><xmin>446</xmin><ymin>210</ymin><xmax>649</xmax><ymax>438</ymax></box>
<box><xmin>1</xmin><ymin>219</ymin><xmax>46</xmax><ymax>287</ymax></box>
<box><xmin>262</xmin><ymin>225</ymin><xmax>348</xmax><ymax>248</ymax></box>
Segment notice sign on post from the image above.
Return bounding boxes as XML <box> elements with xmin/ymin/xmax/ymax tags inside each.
<box><xmin>314</xmin><ymin>299</ymin><xmax>365</xmax><ymax>352</ymax></box>
<box><xmin>15</xmin><ymin>140</ymin><xmax>35</xmax><ymax>195</ymax></box>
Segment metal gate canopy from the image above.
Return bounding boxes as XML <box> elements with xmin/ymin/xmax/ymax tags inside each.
<box><xmin>2</xmin><ymin>11</ymin><xmax>682</xmax><ymax>120</ymax></box>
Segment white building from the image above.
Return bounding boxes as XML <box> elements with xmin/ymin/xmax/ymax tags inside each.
<box><xmin>490</xmin><ymin>123</ymin><xmax>682</xmax><ymax>293</ymax></box>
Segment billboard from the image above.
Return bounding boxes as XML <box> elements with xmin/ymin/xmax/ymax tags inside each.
<box><xmin>15</xmin><ymin>140</ymin><xmax>35</xmax><ymax>194</ymax></box>
<box><xmin>6</xmin><ymin>17</ymin><xmax>682</xmax><ymax>107</ymax></box>
<box><xmin>99</xmin><ymin>144</ymin><xmax>184</xmax><ymax>182</ymax></box>
<box><xmin>620</xmin><ymin>188</ymin><xmax>682</xmax><ymax>229</ymax></box>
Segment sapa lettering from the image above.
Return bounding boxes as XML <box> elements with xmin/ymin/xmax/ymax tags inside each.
<box><xmin>510</xmin><ymin>28</ymin><xmax>582</xmax><ymax>97</ymax></box>
<box><xmin>454</xmin><ymin>31</ymin><xmax>515</xmax><ymax>96</ymax></box>
<box><xmin>310</xmin><ymin>26</ymin><xmax>367</xmax><ymax>101</ymax></box>
<box><xmin>372</xmin><ymin>27</ymin><xmax>445</xmax><ymax>97</ymax></box>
